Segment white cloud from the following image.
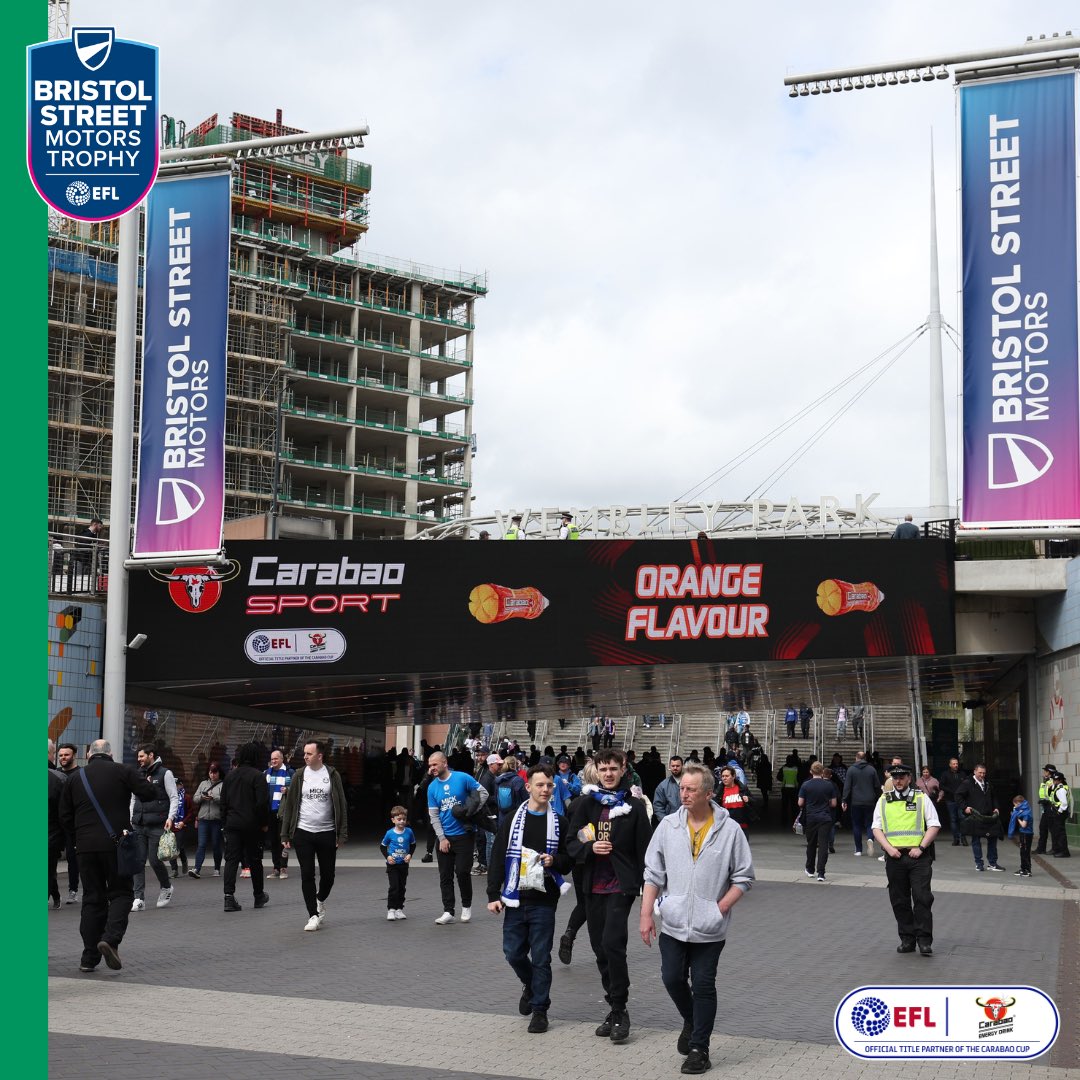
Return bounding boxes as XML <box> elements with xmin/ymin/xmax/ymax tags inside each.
<box><xmin>77</xmin><ymin>0</ymin><xmax>1077</xmax><ymax>518</ymax></box>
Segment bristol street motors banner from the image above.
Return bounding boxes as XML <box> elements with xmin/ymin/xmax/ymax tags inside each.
<box><xmin>132</xmin><ymin>172</ymin><xmax>230</xmax><ymax>560</ymax></box>
<box><xmin>960</xmin><ymin>72</ymin><xmax>1080</xmax><ymax>527</ymax></box>
<box><xmin>126</xmin><ymin>537</ymin><xmax>954</xmax><ymax>681</ymax></box>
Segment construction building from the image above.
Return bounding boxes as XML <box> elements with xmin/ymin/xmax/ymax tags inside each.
<box><xmin>48</xmin><ymin>109</ymin><xmax>485</xmax><ymax>544</ymax></box>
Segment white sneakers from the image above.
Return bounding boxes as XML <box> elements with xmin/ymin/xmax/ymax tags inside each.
<box><xmin>460</xmin><ymin>907</ymin><xmax>472</xmax><ymax>923</ymax></box>
<box><xmin>394</xmin><ymin>909</ymin><xmax>407</xmax><ymax>920</ymax></box>
<box><xmin>131</xmin><ymin>898</ymin><xmax>146</xmax><ymax>911</ymax></box>
<box><xmin>316</xmin><ymin>898</ymin><xmax>326</xmax><ymax>917</ymax></box>
<box><xmin>387</xmin><ymin>910</ymin><xmax>397</xmax><ymax>921</ymax></box>
<box><xmin>853</xmin><ymin>850</ymin><xmax>863</xmax><ymax>857</ymax></box>
<box><xmin>304</xmin><ymin>914</ymin><xmax>321</xmax><ymax>931</ymax></box>
<box><xmin>435</xmin><ymin>911</ymin><xmax>456</xmax><ymax>925</ymax></box>
<box><xmin>156</xmin><ymin>888</ymin><xmax>173</xmax><ymax>908</ymax></box>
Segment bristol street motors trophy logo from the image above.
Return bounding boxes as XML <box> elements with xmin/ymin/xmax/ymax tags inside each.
<box><xmin>27</xmin><ymin>27</ymin><xmax>159</xmax><ymax>222</ymax></box>
<box><xmin>150</xmin><ymin>561</ymin><xmax>241</xmax><ymax>614</ymax></box>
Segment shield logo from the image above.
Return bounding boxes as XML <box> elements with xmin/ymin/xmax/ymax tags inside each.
<box><xmin>27</xmin><ymin>29</ymin><xmax>159</xmax><ymax>222</ymax></box>
<box><xmin>73</xmin><ymin>27</ymin><xmax>113</xmax><ymax>71</ymax></box>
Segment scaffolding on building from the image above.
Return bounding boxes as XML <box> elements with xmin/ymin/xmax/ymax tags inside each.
<box><xmin>48</xmin><ymin>109</ymin><xmax>485</xmax><ymax>547</ymax></box>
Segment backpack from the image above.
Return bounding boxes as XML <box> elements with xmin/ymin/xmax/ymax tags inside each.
<box><xmin>497</xmin><ymin>779</ymin><xmax>515</xmax><ymax>813</ymax></box>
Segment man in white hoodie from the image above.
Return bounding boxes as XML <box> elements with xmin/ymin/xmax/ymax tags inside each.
<box><xmin>639</xmin><ymin>762</ymin><xmax>754</xmax><ymax>1076</ymax></box>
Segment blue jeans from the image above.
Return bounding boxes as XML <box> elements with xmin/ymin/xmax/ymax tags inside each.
<box><xmin>850</xmin><ymin>804</ymin><xmax>874</xmax><ymax>852</ymax></box>
<box><xmin>946</xmin><ymin>802</ymin><xmax>963</xmax><ymax>843</ymax></box>
<box><xmin>503</xmin><ymin>903</ymin><xmax>556</xmax><ymax>1011</ymax></box>
<box><xmin>970</xmin><ymin>833</ymin><xmax>999</xmax><ymax>869</ymax></box>
<box><xmin>658</xmin><ymin>933</ymin><xmax>726</xmax><ymax>1053</ymax></box>
<box><xmin>195</xmin><ymin>819</ymin><xmax>223</xmax><ymax>872</ymax></box>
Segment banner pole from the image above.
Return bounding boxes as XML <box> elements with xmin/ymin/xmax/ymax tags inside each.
<box><xmin>102</xmin><ymin>206</ymin><xmax>140</xmax><ymax>757</ymax></box>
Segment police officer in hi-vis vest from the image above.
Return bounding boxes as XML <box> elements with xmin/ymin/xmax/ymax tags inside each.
<box><xmin>871</xmin><ymin>762</ymin><xmax>941</xmax><ymax>957</ymax></box>
<box><xmin>503</xmin><ymin>514</ymin><xmax>526</xmax><ymax>540</ymax></box>
<box><xmin>1034</xmin><ymin>764</ymin><xmax>1055</xmax><ymax>855</ymax></box>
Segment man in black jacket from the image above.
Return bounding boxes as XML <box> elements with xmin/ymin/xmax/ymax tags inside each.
<box><xmin>220</xmin><ymin>742</ymin><xmax>271</xmax><ymax>912</ymax></box>
<box><xmin>48</xmin><ymin>739</ymin><xmax>66</xmax><ymax>909</ymax></box>
<box><xmin>56</xmin><ymin>742</ymin><xmax>82</xmax><ymax>903</ymax></box>
<box><xmin>58</xmin><ymin>739</ymin><xmax>157</xmax><ymax>972</ymax></box>
<box><xmin>567</xmin><ymin>749</ymin><xmax>651</xmax><ymax>1045</ymax></box>
<box><xmin>938</xmin><ymin>758</ymin><xmax>968</xmax><ymax>846</ymax></box>
<box><xmin>956</xmin><ymin>763</ymin><xmax>1004</xmax><ymax>872</ymax></box>
<box><xmin>130</xmin><ymin>744</ymin><xmax>179</xmax><ymax>911</ymax></box>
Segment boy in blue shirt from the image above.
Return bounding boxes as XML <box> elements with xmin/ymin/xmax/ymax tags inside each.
<box><xmin>380</xmin><ymin>805</ymin><xmax>416</xmax><ymax>919</ymax></box>
<box><xmin>1008</xmin><ymin>793</ymin><xmax>1034</xmax><ymax>878</ymax></box>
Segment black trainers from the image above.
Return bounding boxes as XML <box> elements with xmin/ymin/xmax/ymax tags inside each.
<box><xmin>682</xmin><ymin>1048</ymin><xmax>711</xmax><ymax>1074</ymax></box>
<box><xmin>896</xmin><ymin>942</ymin><xmax>916</xmax><ymax>953</ymax></box>
<box><xmin>918</xmin><ymin>943</ymin><xmax>933</xmax><ymax>957</ymax></box>
<box><xmin>677</xmin><ymin>1021</ymin><xmax>693</xmax><ymax>1055</ymax></box>
<box><xmin>254</xmin><ymin>892</ymin><xmax>271</xmax><ymax>909</ymax></box>
<box><xmin>610</xmin><ymin>1008</ymin><xmax>630</xmax><ymax>1043</ymax></box>
<box><xmin>223</xmin><ymin>895</ymin><xmax>242</xmax><ymax>912</ymax></box>
<box><xmin>558</xmin><ymin>932</ymin><xmax>574</xmax><ymax>965</ymax></box>
<box><xmin>97</xmin><ymin>941</ymin><xmax>122</xmax><ymax>970</ymax></box>
<box><xmin>518</xmin><ymin>985</ymin><xmax>532</xmax><ymax>1016</ymax></box>
<box><xmin>187</xmin><ymin>869</ymin><xmax>201</xmax><ymax>879</ymax></box>
<box><xmin>594</xmin><ymin>1011</ymin><xmax>613</xmax><ymax>1037</ymax></box>
<box><xmin>528</xmin><ymin>1009</ymin><xmax>548</xmax><ymax>1034</ymax></box>
<box><xmin>421</xmin><ymin>853</ymin><xmax>433</xmax><ymax>863</ymax></box>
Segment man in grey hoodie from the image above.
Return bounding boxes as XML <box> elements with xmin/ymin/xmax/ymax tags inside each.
<box><xmin>640</xmin><ymin>762</ymin><xmax>754</xmax><ymax>1075</ymax></box>
<box><xmin>841</xmin><ymin>750</ymin><xmax>882</xmax><ymax>857</ymax></box>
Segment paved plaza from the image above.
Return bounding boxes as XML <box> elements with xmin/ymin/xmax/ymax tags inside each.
<box><xmin>48</xmin><ymin>823</ymin><xmax>1079</xmax><ymax>1078</ymax></box>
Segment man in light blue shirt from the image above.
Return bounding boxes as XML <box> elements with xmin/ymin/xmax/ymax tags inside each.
<box><xmin>427</xmin><ymin>751</ymin><xmax>487</xmax><ymax>925</ymax></box>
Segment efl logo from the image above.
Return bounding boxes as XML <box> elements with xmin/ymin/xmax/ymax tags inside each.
<box><xmin>27</xmin><ymin>27</ymin><xmax>159</xmax><ymax>222</ymax></box>
<box><xmin>244</xmin><ymin>628</ymin><xmax>346</xmax><ymax>665</ymax></box>
<box><xmin>836</xmin><ymin>985</ymin><xmax>1059</xmax><ymax>1060</ymax></box>
<box><xmin>149</xmin><ymin>561</ymin><xmax>241</xmax><ymax>613</ymax></box>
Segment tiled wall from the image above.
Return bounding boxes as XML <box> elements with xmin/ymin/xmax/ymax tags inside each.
<box><xmin>47</xmin><ymin>598</ymin><xmax>105</xmax><ymax>754</ymax></box>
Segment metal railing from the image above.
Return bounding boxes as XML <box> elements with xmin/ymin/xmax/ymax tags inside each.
<box><xmin>48</xmin><ymin>532</ymin><xmax>108</xmax><ymax>597</ymax></box>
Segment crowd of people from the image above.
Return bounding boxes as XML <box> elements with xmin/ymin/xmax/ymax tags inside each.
<box><xmin>49</xmin><ymin>732</ymin><xmax>1072</xmax><ymax>1070</ymax></box>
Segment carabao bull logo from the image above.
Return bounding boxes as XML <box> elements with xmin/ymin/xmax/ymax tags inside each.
<box><xmin>150</xmin><ymin>560</ymin><xmax>240</xmax><ymax>614</ymax></box>
<box><xmin>27</xmin><ymin>27</ymin><xmax>159</xmax><ymax>222</ymax></box>
<box><xmin>977</xmin><ymin>996</ymin><xmax>1016</xmax><ymax>1023</ymax></box>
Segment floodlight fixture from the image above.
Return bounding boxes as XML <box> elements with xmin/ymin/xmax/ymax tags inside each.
<box><xmin>783</xmin><ymin>31</ymin><xmax>1076</xmax><ymax>98</ymax></box>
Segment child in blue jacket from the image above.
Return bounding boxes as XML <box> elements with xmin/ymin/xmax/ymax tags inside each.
<box><xmin>1008</xmin><ymin>794</ymin><xmax>1034</xmax><ymax>877</ymax></box>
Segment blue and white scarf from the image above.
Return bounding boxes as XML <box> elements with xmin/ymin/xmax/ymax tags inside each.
<box><xmin>582</xmin><ymin>783</ymin><xmax>632</xmax><ymax>818</ymax></box>
<box><xmin>501</xmin><ymin>802</ymin><xmax>571</xmax><ymax>908</ymax></box>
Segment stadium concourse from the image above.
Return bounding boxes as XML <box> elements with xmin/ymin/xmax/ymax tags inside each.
<box><xmin>49</xmin><ymin>816</ymin><xmax>1078</xmax><ymax>1078</ymax></box>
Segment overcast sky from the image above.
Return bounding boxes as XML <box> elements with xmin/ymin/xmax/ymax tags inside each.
<box><xmin>74</xmin><ymin>1</ymin><xmax>1079</xmax><ymax>522</ymax></box>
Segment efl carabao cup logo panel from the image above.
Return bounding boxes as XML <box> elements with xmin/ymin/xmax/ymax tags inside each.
<box><xmin>27</xmin><ymin>28</ymin><xmax>159</xmax><ymax>222</ymax></box>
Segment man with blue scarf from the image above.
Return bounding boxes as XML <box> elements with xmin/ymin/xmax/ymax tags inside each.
<box><xmin>487</xmin><ymin>764</ymin><xmax>573</xmax><ymax>1033</ymax></box>
<box><xmin>567</xmin><ymin>749</ymin><xmax>651</xmax><ymax>1045</ymax></box>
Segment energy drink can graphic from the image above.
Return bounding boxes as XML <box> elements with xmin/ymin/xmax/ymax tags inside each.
<box><xmin>469</xmin><ymin>583</ymin><xmax>549</xmax><ymax>624</ymax></box>
<box><xmin>816</xmin><ymin>579</ymin><xmax>884</xmax><ymax>616</ymax></box>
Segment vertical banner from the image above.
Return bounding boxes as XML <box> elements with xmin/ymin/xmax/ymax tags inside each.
<box><xmin>133</xmin><ymin>172</ymin><xmax>230</xmax><ymax>559</ymax></box>
<box><xmin>960</xmin><ymin>73</ymin><xmax>1080</xmax><ymax>527</ymax></box>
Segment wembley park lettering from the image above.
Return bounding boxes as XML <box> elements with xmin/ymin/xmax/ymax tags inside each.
<box><xmin>493</xmin><ymin>494</ymin><xmax>889</xmax><ymax>539</ymax></box>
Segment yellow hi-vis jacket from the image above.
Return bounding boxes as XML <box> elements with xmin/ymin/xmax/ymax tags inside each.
<box><xmin>878</xmin><ymin>791</ymin><xmax>929</xmax><ymax>848</ymax></box>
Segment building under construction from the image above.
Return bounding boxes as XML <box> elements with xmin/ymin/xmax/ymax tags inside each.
<box><xmin>48</xmin><ymin>109</ymin><xmax>485</xmax><ymax>544</ymax></box>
